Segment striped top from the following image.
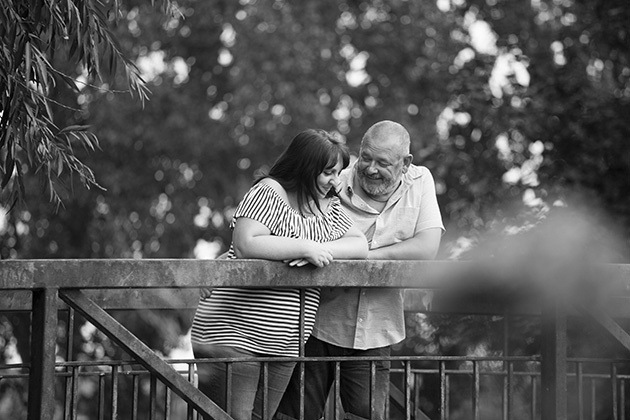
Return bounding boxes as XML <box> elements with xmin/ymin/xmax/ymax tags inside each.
<box><xmin>190</xmin><ymin>181</ymin><xmax>354</xmax><ymax>357</ymax></box>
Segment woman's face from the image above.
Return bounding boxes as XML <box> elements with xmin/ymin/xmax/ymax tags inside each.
<box><xmin>316</xmin><ymin>155</ymin><xmax>344</xmax><ymax>198</ymax></box>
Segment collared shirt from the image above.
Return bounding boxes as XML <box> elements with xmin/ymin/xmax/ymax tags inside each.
<box><xmin>312</xmin><ymin>162</ymin><xmax>445</xmax><ymax>349</ymax></box>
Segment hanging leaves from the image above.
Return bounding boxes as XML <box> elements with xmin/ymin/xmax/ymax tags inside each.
<box><xmin>0</xmin><ymin>0</ymin><xmax>172</xmax><ymax>208</ymax></box>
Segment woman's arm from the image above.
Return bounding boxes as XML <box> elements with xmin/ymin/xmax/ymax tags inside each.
<box><xmin>368</xmin><ymin>227</ymin><xmax>442</xmax><ymax>260</ymax></box>
<box><xmin>232</xmin><ymin>217</ymin><xmax>335</xmax><ymax>267</ymax></box>
<box><xmin>285</xmin><ymin>224</ymin><xmax>368</xmax><ymax>267</ymax></box>
<box><xmin>324</xmin><ymin>224</ymin><xmax>368</xmax><ymax>259</ymax></box>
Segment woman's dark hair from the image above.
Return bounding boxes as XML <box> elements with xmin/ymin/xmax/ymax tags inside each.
<box><xmin>257</xmin><ymin>129</ymin><xmax>350</xmax><ymax>216</ymax></box>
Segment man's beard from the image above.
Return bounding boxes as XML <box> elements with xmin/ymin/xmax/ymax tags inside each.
<box><xmin>357</xmin><ymin>172</ymin><xmax>398</xmax><ymax>196</ymax></box>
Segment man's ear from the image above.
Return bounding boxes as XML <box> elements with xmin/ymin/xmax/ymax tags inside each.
<box><xmin>403</xmin><ymin>154</ymin><xmax>413</xmax><ymax>171</ymax></box>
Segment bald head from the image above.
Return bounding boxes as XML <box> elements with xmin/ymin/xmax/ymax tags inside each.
<box><xmin>361</xmin><ymin>120</ymin><xmax>411</xmax><ymax>157</ymax></box>
<box><xmin>356</xmin><ymin>120</ymin><xmax>413</xmax><ymax>199</ymax></box>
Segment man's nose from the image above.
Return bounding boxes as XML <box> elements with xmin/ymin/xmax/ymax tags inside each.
<box><xmin>366</xmin><ymin>162</ymin><xmax>378</xmax><ymax>173</ymax></box>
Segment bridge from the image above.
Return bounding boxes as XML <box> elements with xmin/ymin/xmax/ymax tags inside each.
<box><xmin>1</xmin><ymin>259</ymin><xmax>630</xmax><ymax>419</ymax></box>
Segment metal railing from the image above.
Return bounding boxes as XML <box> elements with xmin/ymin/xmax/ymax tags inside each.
<box><xmin>1</xmin><ymin>259</ymin><xmax>630</xmax><ymax>420</ymax></box>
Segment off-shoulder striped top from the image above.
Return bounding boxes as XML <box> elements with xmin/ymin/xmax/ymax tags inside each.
<box><xmin>190</xmin><ymin>181</ymin><xmax>353</xmax><ymax>357</ymax></box>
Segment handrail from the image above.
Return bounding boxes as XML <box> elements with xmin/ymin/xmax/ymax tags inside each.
<box><xmin>0</xmin><ymin>259</ymin><xmax>464</xmax><ymax>289</ymax></box>
<box><xmin>2</xmin><ymin>258</ymin><xmax>629</xmax><ymax>291</ymax></box>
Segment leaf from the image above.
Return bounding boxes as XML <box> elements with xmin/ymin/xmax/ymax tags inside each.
<box><xmin>25</xmin><ymin>41</ymin><xmax>31</xmax><ymax>84</ymax></box>
<box><xmin>13</xmin><ymin>36</ymin><xmax>26</xmax><ymax>72</ymax></box>
<box><xmin>2</xmin><ymin>149</ymin><xmax>14</xmax><ymax>188</ymax></box>
<box><xmin>69</xmin><ymin>37</ymin><xmax>79</xmax><ymax>59</ymax></box>
<box><xmin>57</xmin><ymin>155</ymin><xmax>64</xmax><ymax>177</ymax></box>
<box><xmin>59</xmin><ymin>125</ymin><xmax>91</xmax><ymax>134</ymax></box>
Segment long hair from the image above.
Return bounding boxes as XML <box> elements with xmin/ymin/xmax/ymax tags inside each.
<box><xmin>258</xmin><ymin>129</ymin><xmax>350</xmax><ymax>216</ymax></box>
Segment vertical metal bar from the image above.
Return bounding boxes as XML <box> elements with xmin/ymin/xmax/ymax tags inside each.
<box><xmin>188</xmin><ymin>363</ymin><xmax>195</xmax><ymax>420</ymax></box>
<box><xmin>506</xmin><ymin>361</ymin><xmax>513</xmax><ymax>420</ymax></box>
<box><xmin>64</xmin><ymin>308</ymin><xmax>76</xmax><ymax>420</ymax></box>
<box><xmin>298</xmin><ymin>289</ymin><xmax>306</xmax><ymax>419</ymax></box>
<box><xmin>150</xmin><ymin>374</ymin><xmax>157</xmax><ymax>420</ymax></box>
<box><xmin>98</xmin><ymin>373</ymin><xmax>105</xmax><ymax>420</ymax></box>
<box><xmin>577</xmin><ymin>362</ymin><xmax>584</xmax><ymax>420</ymax></box>
<box><xmin>298</xmin><ymin>361</ymin><xmax>305</xmax><ymax>420</ymax></box>
<box><xmin>132</xmin><ymin>374</ymin><xmax>140</xmax><ymax>420</ymax></box>
<box><xmin>27</xmin><ymin>288</ymin><xmax>58</xmax><ymax>420</ymax></box>
<box><xmin>370</xmin><ymin>361</ymin><xmax>376</xmax><ymax>420</ymax></box>
<box><xmin>66</xmin><ymin>307</ymin><xmax>75</xmax><ymax>360</ymax></box>
<box><xmin>503</xmin><ymin>364</ymin><xmax>508</xmax><ymax>420</ymax></box>
<box><xmin>334</xmin><ymin>361</ymin><xmax>341</xmax><ymax>420</ymax></box>
<box><xmin>298</xmin><ymin>288</ymin><xmax>306</xmax><ymax>420</ymax></box>
<box><xmin>531</xmin><ymin>373</ymin><xmax>537</xmax><ymax>420</ymax></box>
<box><xmin>414</xmin><ymin>372</ymin><xmax>421</xmax><ymax>420</ymax></box>
<box><xmin>384</xmin><ymin>361</ymin><xmax>390</xmax><ymax>420</ymax></box>
<box><xmin>262</xmin><ymin>362</ymin><xmax>269</xmax><ymax>420</ymax></box>
<box><xmin>611</xmin><ymin>363</ymin><xmax>618</xmax><ymax>420</ymax></box>
<box><xmin>502</xmin><ymin>314</ymin><xmax>510</xmax><ymax>420</ymax></box>
<box><xmin>299</xmin><ymin>289</ymin><xmax>305</xmax><ymax>358</ymax></box>
<box><xmin>64</xmin><ymin>370</ymin><xmax>72</xmax><ymax>420</ymax></box>
<box><xmin>71</xmin><ymin>365</ymin><xmax>80</xmax><ymax>420</ymax></box>
<box><xmin>590</xmin><ymin>379</ymin><xmax>596</xmax><ymax>420</ymax></box>
<box><xmin>472</xmin><ymin>360</ymin><xmax>479</xmax><ymax>420</ymax></box>
<box><xmin>620</xmin><ymin>379</ymin><xmax>625</xmax><ymax>420</ymax></box>
<box><xmin>405</xmin><ymin>361</ymin><xmax>412</xmax><ymax>420</ymax></box>
<box><xmin>111</xmin><ymin>364</ymin><xmax>119</xmax><ymax>420</ymax></box>
<box><xmin>166</xmin><ymin>386</ymin><xmax>172</xmax><ymax>420</ymax></box>
<box><xmin>440</xmin><ymin>361</ymin><xmax>447</xmax><ymax>420</ymax></box>
<box><xmin>64</xmin><ymin>366</ymin><xmax>74</xmax><ymax>420</ymax></box>
<box><xmin>226</xmin><ymin>362</ymin><xmax>233</xmax><ymax>416</ymax></box>
<box><xmin>540</xmin><ymin>297</ymin><xmax>567</xmax><ymax>420</ymax></box>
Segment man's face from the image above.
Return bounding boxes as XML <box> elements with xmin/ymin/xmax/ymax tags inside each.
<box><xmin>356</xmin><ymin>139</ymin><xmax>407</xmax><ymax>197</ymax></box>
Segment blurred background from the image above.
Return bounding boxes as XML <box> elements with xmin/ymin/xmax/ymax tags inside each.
<box><xmin>2</xmin><ymin>0</ymin><xmax>629</xmax><ymax>263</ymax></box>
<box><xmin>1</xmin><ymin>0</ymin><xmax>630</xmax><ymax>418</ymax></box>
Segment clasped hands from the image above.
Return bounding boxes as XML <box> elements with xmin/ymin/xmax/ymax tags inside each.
<box><xmin>284</xmin><ymin>241</ymin><xmax>334</xmax><ymax>268</ymax></box>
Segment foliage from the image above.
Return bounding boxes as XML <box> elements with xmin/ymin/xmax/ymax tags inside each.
<box><xmin>2</xmin><ymin>0</ymin><xmax>629</xmax><ymax>261</ymax></box>
<box><xmin>0</xmin><ymin>0</ymin><xmax>175</xmax><ymax>207</ymax></box>
<box><xmin>1</xmin><ymin>0</ymin><xmax>630</xmax><ymax>417</ymax></box>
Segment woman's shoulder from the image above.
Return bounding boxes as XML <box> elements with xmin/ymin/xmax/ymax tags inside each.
<box><xmin>255</xmin><ymin>178</ymin><xmax>290</xmax><ymax>204</ymax></box>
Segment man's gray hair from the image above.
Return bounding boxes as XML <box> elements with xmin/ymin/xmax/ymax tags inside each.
<box><xmin>362</xmin><ymin>120</ymin><xmax>411</xmax><ymax>155</ymax></box>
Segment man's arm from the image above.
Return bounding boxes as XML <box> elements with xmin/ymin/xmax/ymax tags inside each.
<box><xmin>367</xmin><ymin>227</ymin><xmax>442</xmax><ymax>260</ymax></box>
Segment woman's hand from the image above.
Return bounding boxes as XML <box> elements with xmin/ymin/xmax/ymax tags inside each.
<box><xmin>284</xmin><ymin>258</ymin><xmax>309</xmax><ymax>267</ymax></box>
<box><xmin>285</xmin><ymin>241</ymin><xmax>333</xmax><ymax>267</ymax></box>
<box><xmin>304</xmin><ymin>241</ymin><xmax>334</xmax><ymax>267</ymax></box>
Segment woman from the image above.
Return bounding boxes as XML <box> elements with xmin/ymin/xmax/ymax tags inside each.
<box><xmin>190</xmin><ymin>129</ymin><xmax>368</xmax><ymax>420</ymax></box>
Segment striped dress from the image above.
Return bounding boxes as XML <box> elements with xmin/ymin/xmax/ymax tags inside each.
<box><xmin>190</xmin><ymin>182</ymin><xmax>353</xmax><ymax>357</ymax></box>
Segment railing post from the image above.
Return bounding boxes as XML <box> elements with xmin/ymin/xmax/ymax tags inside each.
<box><xmin>28</xmin><ymin>288</ymin><xmax>59</xmax><ymax>420</ymax></box>
<box><xmin>540</xmin><ymin>296</ymin><xmax>567</xmax><ymax>420</ymax></box>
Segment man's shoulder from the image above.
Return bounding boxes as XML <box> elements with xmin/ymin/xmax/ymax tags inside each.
<box><xmin>407</xmin><ymin>164</ymin><xmax>431</xmax><ymax>179</ymax></box>
<box><xmin>404</xmin><ymin>165</ymin><xmax>435</xmax><ymax>189</ymax></box>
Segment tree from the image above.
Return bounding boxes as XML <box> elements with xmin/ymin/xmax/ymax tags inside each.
<box><xmin>2</xmin><ymin>0</ymin><xmax>630</xmax><ymax>417</ymax></box>
<box><xmin>0</xmin><ymin>0</ymin><xmax>174</xmax><ymax>207</ymax></box>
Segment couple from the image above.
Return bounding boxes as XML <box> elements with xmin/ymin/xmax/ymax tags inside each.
<box><xmin>190</xmin><ymin>120</ymin><xmax>444</xmax><ymax>420</ymax></box>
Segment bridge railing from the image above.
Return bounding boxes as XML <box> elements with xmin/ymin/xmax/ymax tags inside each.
<box><xmin>1</xmin><ymin>259</ymin><xmax>630</xmax><ymax>420</ymax></box>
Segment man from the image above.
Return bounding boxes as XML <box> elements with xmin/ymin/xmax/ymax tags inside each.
<box><xmin>275</xmin><ymin>120</ymin><xmax>444</xmax><ymax>420</ymax></box>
